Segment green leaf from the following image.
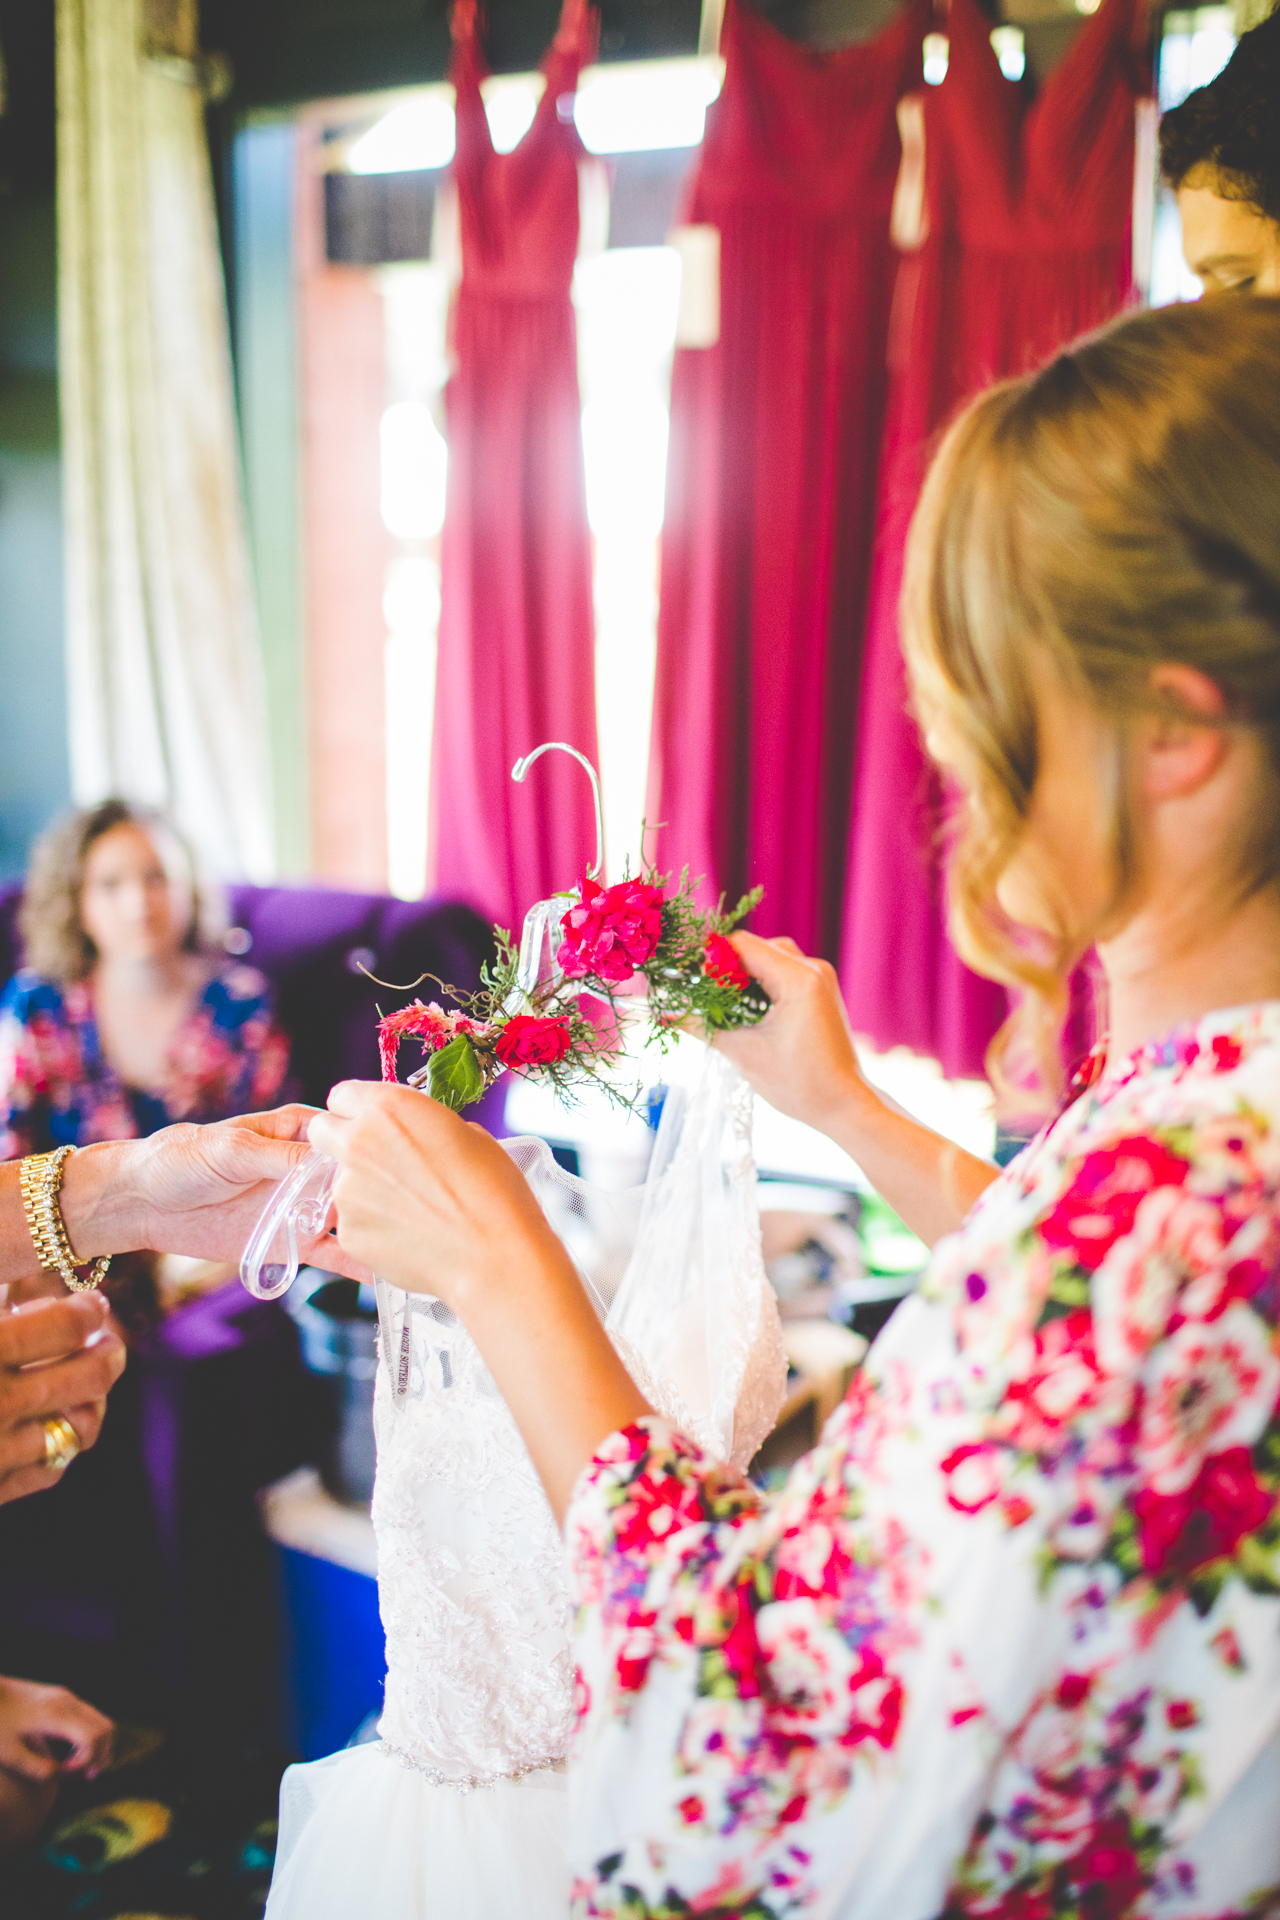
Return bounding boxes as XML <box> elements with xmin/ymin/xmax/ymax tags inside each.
<box><xmin>425</xmin><ymin>1034</ymin><xmax>486</xmax><ymax>1111</ymax></box>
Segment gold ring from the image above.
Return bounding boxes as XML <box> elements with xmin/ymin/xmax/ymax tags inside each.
<box><xmin>42</xmin><ymin>1415</ymin><xmax>80</xmax><ymax>1472</ymax></box>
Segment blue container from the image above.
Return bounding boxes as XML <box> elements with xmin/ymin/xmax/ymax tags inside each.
<box><xmin>275</xmin><ymin>1543</ymin><xmax>386</xmax><ymax>1760</ymax></box>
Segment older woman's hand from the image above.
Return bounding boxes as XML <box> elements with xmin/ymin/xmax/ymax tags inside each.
<box><xmin>0</xmin><ymin>1293</ymin><xmax>125</xmax><ymax>1506</ymax></box>
<box><xmin>56</xmin><ymin>1106</ymin><xmax>366</xmax><ymax>1277</ymax></box>
<box><xmin>308</xmin><ymin>1082</ymin><xmax>558</xmax><ymax>1305</ymax></box>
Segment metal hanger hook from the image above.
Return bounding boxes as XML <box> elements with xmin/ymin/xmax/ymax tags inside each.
<box><xmin>510</xmin><ymin>742</ymin><xmax>605</xmax><ymax>881</ymax></box>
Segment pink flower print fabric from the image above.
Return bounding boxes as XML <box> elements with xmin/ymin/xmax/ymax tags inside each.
<box><xmin>564</xmin><ymin>1002</ymin><xmax>1280</xmax><ymax>1919</ymax></box>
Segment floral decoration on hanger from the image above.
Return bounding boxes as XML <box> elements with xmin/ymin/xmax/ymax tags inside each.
<box><xmin>375</xmin><ymin>867</ymin><xmax>768</xmax><ymax>1112</ymax></box>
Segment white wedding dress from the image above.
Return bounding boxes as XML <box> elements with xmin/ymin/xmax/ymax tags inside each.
<box><xmin>264</xmin><ymin>1054</ymin><xmax>786</xmax><ymax>1920</ymax></box>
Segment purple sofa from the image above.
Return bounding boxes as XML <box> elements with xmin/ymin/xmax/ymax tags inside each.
<box><xmin>0</xmin><ymin>881</ymin><xmax>500</xmax><ymax>1752</ymax></box>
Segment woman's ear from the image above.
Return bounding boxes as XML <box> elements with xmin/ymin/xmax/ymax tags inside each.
<box><xmin>1140</xmin><ymin>664</ymin><xmax>1229</xmax><ymax>803</ymax></box>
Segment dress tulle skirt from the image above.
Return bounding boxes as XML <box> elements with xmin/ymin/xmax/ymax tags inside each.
<box><xmin>264</xmin><ymin>1744</ymin><xmax>570</xmax><ymax>1920</ymax></box>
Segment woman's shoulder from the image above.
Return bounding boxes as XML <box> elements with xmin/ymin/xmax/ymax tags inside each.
<box><xmin>1068</xmin><ymin>1002</ymin><xmax>1280</xmax><ymax>1169</ymax></box>
<box><xmin>926</xmin><ymin>1004</ymin><xmax>1280</xmax><ymax>1344</ymax></box>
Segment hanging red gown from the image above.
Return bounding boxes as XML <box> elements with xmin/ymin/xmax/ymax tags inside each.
<box><xmin>648</xmin><ymin>0</ymin><xmax>928</xmax><ymax>958</ymax></box>
<box><xmin>840</xmin><ymin>0</ymin><xmax>1147</xmax><ymax>1077</ymax></box>
<box><xmin>429</xmin><ymin>4</ymin><xmax>600</xmax><ymax>933</ymax></box>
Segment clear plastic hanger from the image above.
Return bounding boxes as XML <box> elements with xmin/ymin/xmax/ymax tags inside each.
<box><xmin>240</xmin><ymin>742</ymin><xmax>606</xmax><ymax>1300</ymax></box>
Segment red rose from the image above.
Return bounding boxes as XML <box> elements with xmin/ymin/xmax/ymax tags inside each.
<box><xmin>559</xmin><ymin>876</ymin><xmax>665</xmax><ymax>984</ymax></box>
<box><xmin>493</xmin><ymin>1014</ymin><xmax>573</xmax><ymax>1069</ymax></box>
<box><xmin>1039</xmin><ymin>1135</ymin><xmax>1190</xmax><ymax>1273</ymax></box>
<box><xmin>1165</xmin><ymin>1699</ymin><xmax>1198</xmax><ymax>1730</ymax></box>
<box><xmin>704</xmin><ymin>932</ymin><xmax>750</xmax><ymax>991</ymax></box>
<box><xmin>1133</xmin><ymin>1445</ymin><xmax>1276</xmax><ymax>1579</ymax></box>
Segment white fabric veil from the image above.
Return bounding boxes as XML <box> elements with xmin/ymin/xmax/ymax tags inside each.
<box><xmin>503</xmin><ymin>1047</ymin><xmax>786</xmax><ymax>1470</ymax></box>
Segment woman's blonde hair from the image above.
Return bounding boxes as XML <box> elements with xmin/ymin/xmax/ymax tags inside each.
<box><xmin>902</xmin><ymin>295</ymin><xmax>1280</xmax><ymax>1104</ymax></box>
<box><xmin>20</xmin><ymin>799</ymin><xmax>224</xmax><ymax>984</ymax></box>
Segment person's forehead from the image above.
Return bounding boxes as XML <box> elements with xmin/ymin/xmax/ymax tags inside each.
<box><xmin>85</xmin><ymin>822</ymin><xmax>181</xmax><ymax>871</ymax></box>
<box><xmin>1177</xmin><ymin>179</ymin><xmax>1276</xmax><ymax>261</ymax></box>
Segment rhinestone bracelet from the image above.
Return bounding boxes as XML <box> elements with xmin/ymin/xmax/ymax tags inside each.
<box><xmin>378</xmin><ymin>1740</ymin><xmax>565</xmax><ymax>1795</ymax></box>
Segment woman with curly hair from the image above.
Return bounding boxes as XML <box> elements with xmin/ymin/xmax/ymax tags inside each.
<box><xmin>0</xmin><ymin>800</ymin><xmax>288</xmax><ymax>1161</ymax></box>
<box><xmin>1161</xmin><ymin>4</ymin><xmax>1280</xmax><ymax>295</ymax></box>
<box><xmin>0</xmin><ymin>801</ymin><xmax>290</xmax><ymax>1328</ymax></box>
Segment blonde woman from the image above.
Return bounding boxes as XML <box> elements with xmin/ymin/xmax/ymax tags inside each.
<box><xmin>0</xmin><ymin>800</ymin><xmax>289</xmax><ymax>1159</ymax></box>
<box><xmin>313</xmin><ymin>297</ymin><xmax>1280</xmax><ymax>1918</ymax></box>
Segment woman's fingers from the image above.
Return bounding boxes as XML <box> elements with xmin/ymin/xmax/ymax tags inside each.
<box><xmin>0</xmin><ymin>1296</ymin><xmax>122</xmax><ymax>1505</ymax></box>
<box><xmin>0</xmin><ymin>1293</ymin><xmax>111</xmax><ymax>1368</ymax></box>
<box><xmin>0</xmin><ymin>1729</ymin><xmax>58</xmax><ymax>1783</ymax></box>
<box><xmin>27</xmin><ymin>1688</ymin><xmax>114</xmax><ymax>1775</ymax></box>
<box><xmin>1</xmin><ymin>1343</ymin><xmax>124</xmax><ymax>1428</ymax></box>
<box><xmin>311</xmin><ymin>1082</ymin><xmax>554</xmax><ymax>1299</ymax></box>
<box><xmin>0</xmin><ymin>1680</ymin><xmax>114</xmax><ymax>1780</ymax></box>
<box><xmin>0</xmin><ymin>1397</ymin><xmax>105</xmax><ymax>1481</ymax></box>
<box><xmin>231</xmin><ymin>1102</ymin><xmax>323</xmax><ymax>1144</ymax></box>
<box><xmin>728</xmin><ymin>930</ymin><xmax>823</xmax><ymax>1000</ymax></box>
<box><xmin>710</xmin><ymin>932</ymin><xmax>865</xmax><ymax>1136</ymax></box>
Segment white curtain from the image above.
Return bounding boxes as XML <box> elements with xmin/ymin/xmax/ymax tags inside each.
<box><xmin>56</xmin><ymin>0</ymin><xmax>275</xmax><ymax>879</ymax></box>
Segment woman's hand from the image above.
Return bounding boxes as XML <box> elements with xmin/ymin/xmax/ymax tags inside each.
<box><xmin>57</xmin><ymin>1107</ymin><xmax>366</xmax><ymax>1276</ymax></box>
<box><xmin>310</xmin><ymin>1082</ymin><xmax>649</xmax><ymax>1520</ymax></box>
<box><xmin>0</xmin><ymin>1293</ymin><xmax>125</xmax><ymax>1506</ymax></box>
<box><xmin>308</xmin><ymin>1082</ymin><xmax>559</xmax><ymax>1305</ymax></box>
<box><xmin>712</xmin><ymin>933</ymin><xmax>876</xmax><ymax>1136</ymax></box>
<box><xmin>0</xmin><ymin>1675</ymin><xmax>114</xmax><ymax>1782</ymax></box>
<box><xmin>714</xmin><ymin>932</ymin><xmax>999</xmax><ymax>1245</ymax></box>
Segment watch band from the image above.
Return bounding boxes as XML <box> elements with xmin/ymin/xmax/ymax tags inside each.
<box><xmin>19</xmin><ymin>1146</ymin><xmax>112</xmax><ymax>1293</ymax></box>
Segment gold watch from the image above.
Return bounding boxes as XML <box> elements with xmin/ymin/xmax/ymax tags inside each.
<box><xmin>19</xmin><ymin>1146</ymin><xmax>112</xmax><ymax>1293</ymax></box>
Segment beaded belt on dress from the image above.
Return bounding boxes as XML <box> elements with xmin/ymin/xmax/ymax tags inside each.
<box><xmin>378</xmin><ymin>1740</ymin><xmax>566</xmax><ymax>1794</ymax></box>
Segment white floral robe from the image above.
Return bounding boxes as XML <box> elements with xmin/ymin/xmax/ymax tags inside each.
<box><xmin>565</xmin><ymin>1004</ymin><xmax>1280</xmax><ymax>1919</ymax></box>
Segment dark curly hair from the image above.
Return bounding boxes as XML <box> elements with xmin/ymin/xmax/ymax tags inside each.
<box><xmin>1159</xmin><ymin>8</ymin><xmax>1280</xmax><ymax>227</ymax></box>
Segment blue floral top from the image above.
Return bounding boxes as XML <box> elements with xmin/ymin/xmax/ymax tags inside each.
<box><xmin>0</xmin><ymin>964</ymin><xmax>291</xmax><ymax>1156</ymax></box>
<box><xmin>566</xmin><ymin>1003</ymin><xmax>1280</xmax><ymax>1919</ymax></box>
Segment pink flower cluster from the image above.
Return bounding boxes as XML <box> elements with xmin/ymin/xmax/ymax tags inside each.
<box><xmin>378</xmin><ymin>1000</ymin><xmax>479</xmax><ymax>1083</ymax></box>
<box><xmin>558</xmin><ymin>876</ymin><xmax>665</xmax><ymax>984</ymax></box>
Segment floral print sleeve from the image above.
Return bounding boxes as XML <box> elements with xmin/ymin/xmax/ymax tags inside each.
<box><xmin>564</xmin><ymin>1005</ymin><xmax>1280</xmax><ymax>1920</ymax></box>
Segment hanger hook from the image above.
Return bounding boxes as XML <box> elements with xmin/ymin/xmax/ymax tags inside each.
<box><xmin>510</xmin><ymin>742</ymin><xmax>605</xmax><ymax>882</ymax></box>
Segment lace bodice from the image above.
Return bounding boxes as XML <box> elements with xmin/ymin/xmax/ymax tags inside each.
<box><xmin>373</xmin><ymin>1056</ymin><xmax>787</xmax><ymax>1782</ymax></box>
<box><xmin>373</xmin><ymin>1288</ymin><xmax>577</xmax><ymax>1780</ymax></box>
